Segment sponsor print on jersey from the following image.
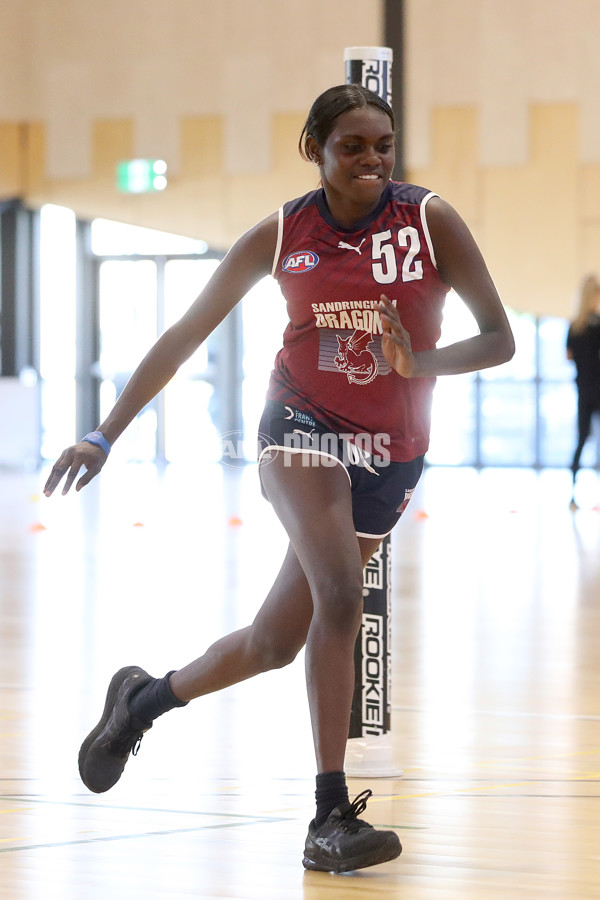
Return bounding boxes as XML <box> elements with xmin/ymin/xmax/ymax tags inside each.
<box><xmin>282</xmin><ymin>250</ymin><xmax>319</xmax><ymax>273</ymax></box>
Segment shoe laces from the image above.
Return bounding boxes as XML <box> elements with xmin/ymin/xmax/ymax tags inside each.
<box><xmin>337</xmin><ymin>789</ymin><xmax>373</xmax><ymax>833</ymax></box>
<box><xmin>109</xmin><ymin>730</ymin><xmax>144</xmax><ymax>758</ymax></box>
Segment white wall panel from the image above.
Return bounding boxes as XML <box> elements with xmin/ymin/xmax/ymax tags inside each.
<box><xmin>1</xmin><ymin>0</ymin><xmax>382</xmax><ymax>180</ymax></box>
<box><xmin>405</xmin><ymin>0</ymin><xmax>600</xmax><ymax>168</ymax></box>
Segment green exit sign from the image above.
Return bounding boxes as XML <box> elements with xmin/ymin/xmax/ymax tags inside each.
<box><xmin>116</xmin><ymin>159</ymin><xmax>168</xmax><ymax>193</ymax></box>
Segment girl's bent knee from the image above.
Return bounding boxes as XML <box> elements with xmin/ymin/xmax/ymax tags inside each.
<box><xmin>317</xmin><ymin>571</ymin><xmax>364</xmax><ymax>606</ymax></box>
<box><xmin>311</xmin><ymin>577</ymin><xmax>364</xmax><ymax>630</ymax></box>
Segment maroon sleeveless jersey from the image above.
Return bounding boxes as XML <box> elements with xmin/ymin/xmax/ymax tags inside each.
<box><xmin>267</xmin><ymin>181</ymin><xmax>450</xmax><ymax>462</ymax></box>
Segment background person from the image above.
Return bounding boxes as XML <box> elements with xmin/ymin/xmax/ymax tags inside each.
<box><xmin>567</xmin><ymin>274</ymin><xmax>600</xmax><ymax>508</ymax></box>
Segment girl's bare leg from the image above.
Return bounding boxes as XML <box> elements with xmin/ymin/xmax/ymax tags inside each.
<box><xmin>259</xmin><ymin>453</ymin><xmax>375</xmax><ymax>774</ymax></box>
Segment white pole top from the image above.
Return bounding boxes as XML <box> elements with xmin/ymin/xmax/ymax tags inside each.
<box><xmin>343</xmin><ymin>47</ymin><xmax>393</xmax><ymax>62</ymax></box>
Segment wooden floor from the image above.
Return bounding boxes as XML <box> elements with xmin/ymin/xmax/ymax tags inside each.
<box><xmin>1</xmin><ymin>460</ymin><xmax>599</xmax><ymax>899</ymax></box>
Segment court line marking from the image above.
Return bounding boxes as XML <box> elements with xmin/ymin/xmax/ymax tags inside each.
<box><xmin>0</xmin><ymin>794</ymin><xmax>293</xmax><ymax>820</ymax></box>
<box><xmin>0</xmin><ymin>817</ymin><xmax>289</xmax><ymax>854</ymax></box>
<box><xmin>365</xmin><ymin>779</ymin><xmax>600</xmax><ymax>803</ymax></box>
<box><xmin>392</xmin><ymin>705</ymin><xmax>600</xmax><ymax>722</ymax></box>
<box><xmin>0</xmin><ymin>807</ymin><xmax>35</xmax><ymax>814</ymax></box>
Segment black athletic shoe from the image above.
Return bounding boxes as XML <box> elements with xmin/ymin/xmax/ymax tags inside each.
<box><xmin>302</xmin><ymin>789</ymin><xmax>402</xmax><ymax>874</ymax></box>
<box><xmin>78</xmin><ymin>665</ymin><xmax>154</xmax><ymax>793</ymax></box>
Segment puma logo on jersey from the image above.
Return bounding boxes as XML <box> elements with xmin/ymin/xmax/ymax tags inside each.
<box><xmin>338</xmin><ymin>238</ymin><xmax>366</xmax><ymax>255</ymax></box>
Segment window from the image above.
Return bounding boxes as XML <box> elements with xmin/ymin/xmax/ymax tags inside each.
<box><xmin>427</xmin><ymin>295</ymin><xmax>585</xmax><ymax>469</ymax></box>
<box><xmin>39</xmin><ymin>205</ymin><xmax>77</xmax><ymax>458</ymax></box>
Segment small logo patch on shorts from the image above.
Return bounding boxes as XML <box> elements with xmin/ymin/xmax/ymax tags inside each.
<box><xmin>396</xmin><ymin>487</ymin><xmax>415</xmax><ymax>514</ymax></box>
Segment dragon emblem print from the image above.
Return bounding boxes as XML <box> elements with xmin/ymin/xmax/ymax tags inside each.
<box><xmin>334</xmin><ymin>330</ymin><xmax>378</xmax><ymax>385</ymax></box>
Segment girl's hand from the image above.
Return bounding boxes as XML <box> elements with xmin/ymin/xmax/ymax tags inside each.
<box><xmin>43</xmin><ymin>442</ymin><xmax>108</xmax><ymax>496</ymax></box>
<box><xmin>379</xmin><ymin>295</ymin><xmax>416</xmax><ymax>377</ymax></box>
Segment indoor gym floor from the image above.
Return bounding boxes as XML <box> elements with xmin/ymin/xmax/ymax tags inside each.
<box><xmin>1</xmin><ymin>460</ymin><xmax>599</xmax><ymax>899</ymax></box>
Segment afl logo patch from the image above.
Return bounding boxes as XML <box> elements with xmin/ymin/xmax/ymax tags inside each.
<box><xmin>282</xmin><ymin>250</ymin><xmax>319</xmax><ymax>273</ymax></box>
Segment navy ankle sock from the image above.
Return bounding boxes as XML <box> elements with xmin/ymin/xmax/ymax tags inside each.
<box><xmin>314</xmin><ymin>771</ymin><xmax>349</xmax><ymax>827</ymax></box>
<box><xmin>128</xmin><ymin>670</ymin><xmax>188</xmax><ymax>723</ymax></box>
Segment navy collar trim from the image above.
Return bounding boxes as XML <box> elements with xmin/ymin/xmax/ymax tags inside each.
<box><xmin>315</xmin><ymin>182</ymin><xmax>393</xmax><ymax>233</ymax></box>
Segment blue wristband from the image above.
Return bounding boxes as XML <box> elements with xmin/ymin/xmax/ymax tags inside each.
<box><xmin>81</xmin><ymin>430</ymin><xmax>111</xmax><ymax>455</ymax></box>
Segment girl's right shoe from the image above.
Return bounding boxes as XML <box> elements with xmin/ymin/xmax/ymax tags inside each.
<box><xmin>302</xmin><ymin>789</ymin><xmax>402</xmax><ymax>874</ymax></box>
<box><xmin>78</xmin><ymin>665</ymin><xmax>153</xmax><ymax>793</ymax></box>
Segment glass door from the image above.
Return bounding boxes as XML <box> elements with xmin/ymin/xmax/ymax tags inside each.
<box><xmin>163</xmin><ymin>258</ymin><xmax>222</xmax><ymax>463</ymax></box>
<box><xmin>97</xmin><ymin>258</ymin><xmax>159</xmax><ymax>462</ymax></box>
<box><xmin>91</xmin><ymin>218</ymin><xmax>226</xmax><ymax>463</ymax></box>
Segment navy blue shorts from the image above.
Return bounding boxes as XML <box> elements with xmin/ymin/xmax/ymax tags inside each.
<box><xmin>257</xmin><ymin>402</ymin><xmax>424</xmax><ymax>539</ymax></box>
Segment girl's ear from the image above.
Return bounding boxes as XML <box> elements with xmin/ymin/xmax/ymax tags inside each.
<box><xmin>305</xmin><ymin>136</ymin><xmax>322</xmax><ymax>165</ymax></box>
